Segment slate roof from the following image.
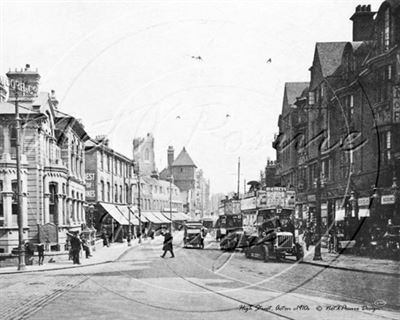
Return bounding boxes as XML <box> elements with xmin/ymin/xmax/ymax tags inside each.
<box><xmin>316</xmin><ymin>42</ymin><xmax>347</xmax><ymax>78</ymax></box>
<box><xmin>282</xmin><ymin>82</ymin><xmax>309</xmax><ymax>117</ymax></box>
<box><xmin>172</xmin><ymin>147</ymin><xmax>197</xmax><ymax>167</ymax></box>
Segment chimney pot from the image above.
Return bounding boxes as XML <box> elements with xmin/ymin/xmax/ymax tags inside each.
<box><xmin>356</xmin><ymin>5</ymin><xmax>361</xmax><ymax>12</ymax></box>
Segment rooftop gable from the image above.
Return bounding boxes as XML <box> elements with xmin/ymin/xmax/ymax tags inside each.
<box><xmin>172</xmin><ymin>147</ymin><xmax>197</xmax><ymax>168</ymax></box>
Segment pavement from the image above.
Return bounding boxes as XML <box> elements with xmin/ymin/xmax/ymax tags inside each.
<box><xmin>0</xmin><ymin>237</ymin><xmax>141</xmax><ymax>274</ymax></box>
<box><xmin>289</xmin><ymin>245</ymin><xmax>400</xmax><ymax>276</ymax></box>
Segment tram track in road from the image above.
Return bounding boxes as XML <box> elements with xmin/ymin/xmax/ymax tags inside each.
<box><xmin>175</xmin><ymin>243</ymin><xmax>399</xmax><ymax>319</ymax></box>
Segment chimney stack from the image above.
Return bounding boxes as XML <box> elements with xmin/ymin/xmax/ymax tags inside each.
<box><xmin>167</xmin><ymin>146</ymin><xmax>174</xmax><ymax>169</ymax></box>
<box><xmin>350</xmin><ymin>4</ymin><xmax>375</xmax><ymax>42</ymax></box>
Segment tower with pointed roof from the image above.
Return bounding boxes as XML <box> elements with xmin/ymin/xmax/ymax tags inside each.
<box><xmin>170</xmin><ymin>147</ymin><xmax>197</xmax><ymax>192</ymax></box>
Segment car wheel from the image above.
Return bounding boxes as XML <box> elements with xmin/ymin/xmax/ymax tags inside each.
<box><xmin>262</xmin><ymin>245</ymin><xmax>269</xmax><ymax>262</ymax></box>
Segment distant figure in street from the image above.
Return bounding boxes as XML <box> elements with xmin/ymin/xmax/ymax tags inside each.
<box><xmin>160</xmin><ymin>228</ymin><xmax>174</xmax><ymax>258</ymax></box>
<box><xmin>80</xmin><ymin>235</ymin><xmax>91</xmax><ymax>258</ymax></box>
<box><xmin>37</xmin><ymin>243</ymin><xmax>45</xmax><ymax>265</ymax></box>
<box><xmin>304</xmin><ymin>229</ymin><xmax>312</xmax><ymax>251</ymax></box>
<box><xmin>24</xmin><ymin>241</ymin><xmax>34</xmax><ymax>265</ymax></box>
<box><xmin>200</xmin><ymin>227</ymin><xmax>207</xmax><ymax>249</ymax></box>
<box><xmin>70</xmin><ymin>232</ymin><xmax>82</xmax><ymax>264</ymax></box>
<box><xmin>102</xmin><ymin>229</ymin><xmax>110</xmax><ymax>247</ymax></box>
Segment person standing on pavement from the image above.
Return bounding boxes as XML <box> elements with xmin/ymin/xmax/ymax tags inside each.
<box><xmin>80</xmin><ymin>235</ymin><xmax>91</xmax><ymax>258</ymax></box>
<box><xmin>70</xmin><ymin>232</ymin><xmax>82</xmax><ymax>264</ymax></box>
<box><xmin>160</xmin><ymin>228</ymin><xmax>174</xmax><ymax>258</ymax></box>
<box><xmin>304</xmin><ymin>228</ymin><xmax>312</xmax><ymax>251</ymax></box>
<box><xmin>37</xmin><ymin>242</ymin><xmax>45</xmax><ymax>265</ymax></box>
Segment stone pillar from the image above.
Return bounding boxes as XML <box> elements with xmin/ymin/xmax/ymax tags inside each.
<box><xmin>2</xmin><ymin>192</ymin><xmax>13</xmax><ymax>227</ymax></box>
<box><xmin>57</xmin><ymin>194</ymin><xmax>63</xmax><ymax>226</ymax></box>
<box><xmin>22</xmin><ymin>193</ymin><xmax>28</xmax><ymax>227</ymax></box>
<box><xmin>43</xmin><ymin>193</ymin><xmax>50</xmax><ymax>224</ymax></box>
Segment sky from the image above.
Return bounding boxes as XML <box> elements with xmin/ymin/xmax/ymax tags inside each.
<box><xmin>0</xmin><ymin>0</ymin><xmax>384</xmax><ymax>194</ymax></box>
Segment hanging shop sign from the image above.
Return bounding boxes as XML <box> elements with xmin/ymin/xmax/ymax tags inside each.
<box><xmin>307</xmin><ymin>194</ymin><xmax>316</xmax><ymax>202</ymax></box>
<box><xmin>321</xmin><ymin>203</ymin><xmax>328</xmax><ymax>218</ymax></box>
<box><xmin>381</xmin><ymin>195</ymin><xmax>395</xmax><ymax>205</ymax></box>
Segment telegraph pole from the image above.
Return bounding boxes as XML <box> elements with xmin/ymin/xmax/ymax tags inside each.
<box><xmin>15</xmin><ymin>91</ymin><xmax>26</xmax><ymax>270</ymax></box>
<box><xmin>169</xmin><ymin>175</ymin><xmax>173</xmax><ymax>233</ymax></box>
<box><xmin>137</xmin><ymin>163</ymin><xmax>142</xmax><ymax>244</ymax></box>
<box><xmin>237</xmin><ymin>157</ymin><xmax>240</xmax><ymax>198</ymax></box>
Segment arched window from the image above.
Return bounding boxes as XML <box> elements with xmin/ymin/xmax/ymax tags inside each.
<box><xmin>49</xmin><ymin>183</ymin><xmax>58</xmax><ymax>223</ymax></box>
<box><xmin>100</xmin><ymin>181</ymin><xmax>105</xmax><ymax>201</ymax></box>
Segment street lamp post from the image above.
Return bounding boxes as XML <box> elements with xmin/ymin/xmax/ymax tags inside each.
<box><xmin>127</xmin><ymin>203</ymin><xmax>132</xmax><ymax>247</ymax></box>
<box><xmin>136</xmin><ymin>163</ymin><xmax>142</xmax><ymax>244</ymax></box>
<box><xmin>15</xmin><ymin>91</ymin><xmax>26</xmax><ymax>271</ymax></box>
<box><xmin>169</xmin><ymin>175</ymin><xmax>173</xmax><ymax>233</ymax></box>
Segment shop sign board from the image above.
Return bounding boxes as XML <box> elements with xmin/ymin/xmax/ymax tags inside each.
<box><xmin>358</xmin><ymin>197</ymin><xmax>370</xmax><ymax>207</ymax></box>
<box><xmin>286</xmin><ymin>190</ymin><xmax>296</xmax><ymax>209</ymax></box>
<box><xmin>265</xmin><ymin>187</ymin><xmax>286</xmax><ymax>207</ymax></box>
<box><xmin>85</xmin><ymin>170</ymin><xmax>97</xmax><ymax>201</ymax></box>
<box><xmin>307</xmin><ymin>194</ymin><xmax>316</xmax><ymax>202</ymax></box>
<box><xmin>241</xmin><ymin>197</ymin><xmax>257</xmax><ymax>211</ymax></box>
<box><xmin>381</xmin><ymin>195</ymin><xmax>395</xmax><ymax>205</ymax></box>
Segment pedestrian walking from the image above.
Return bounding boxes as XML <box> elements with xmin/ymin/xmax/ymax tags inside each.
<box><xmin>37</xmin><ymin>242</ymin><xmax>45</xmax><ymax>265</ymax></box>
<box><xmin>160</xmin><ymin>228</ymin><xmax>174</xmax><ymax>258</ymax></box>
<box><xmin>70</xmin><ymin>232</ymin><xmax>82</xmax><ymax>264</ymax></box>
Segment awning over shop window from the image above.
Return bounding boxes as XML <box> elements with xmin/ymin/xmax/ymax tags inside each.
<box><xmin>358</xmin><ymin>208</ymin><xmax>370</xmax><ymax>218</ymax></box>
<box><xmin>99</xmin><ymin>202</ymin><xmax>129</xmax><ymax>225</ymax></box>
<box><xmin>161</xmin><ymin>211</ymin><xmax>188</xmax><ymax>221</ymax></box>
<box><xmin>116</xmin><ymin>205</ymin><xmax>140</xmax><ymax>225</ymax></box>
<box><xmin>141</xmin><ymin>211</ymin><xmax>164</xmax><ymax>224</ymax></box>
<box><xmin>335</xmin><ymin>209</ymin><xmax>345</xmax><ymax>221</ymax></box>
<box><xmin>152</xmin><ymin>212</ymin><xmax>171</xmax><ymax>224</ymax></box>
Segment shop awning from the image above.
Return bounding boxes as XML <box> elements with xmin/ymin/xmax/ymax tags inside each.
<box><xmin>335</xmin><ymin>209</ymin><xmax>345</xmax><ymax>221</ymax></box>
<box><xmin>116</xmin><ymin>205</ymin><xmax>140</xmax><ymax>225</ymax></box>
<box><xmin>161</xmin><ymin>211</ymin><xmax>188</xmax><ymax>221</ymax></box>
<box><xmin>99</xmin><ymin>202</ymin><xmax>129</xmax><ymax>225</ymax></box>
<box><xmin>141</xmin><ymin>211</ymin><xmax>163</xmax><ymax>224</ymax></box>
<box><xmin>152</xmin><ymin>212</ymin><xmax>171</xmax><ymax>224</ymax></box>
<box><xmin>358</xmin><ymin>208</ymin><xmax>370</xmax><ymax>217</ymax></box>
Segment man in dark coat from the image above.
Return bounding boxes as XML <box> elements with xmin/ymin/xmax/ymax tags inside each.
<box><xmin>37</xmin><ymin>243</ymin><xmax>45</xmax><ymax>265</ymax></box>
<box><xmin>160</xmin><ymin>228</ymin><xmax>174</xmax><ymax>258</ymax></box>
<box><xmin>70</xmin><ymin>232</ymin><xmax>82</xmax><ymax>264</ymax></box>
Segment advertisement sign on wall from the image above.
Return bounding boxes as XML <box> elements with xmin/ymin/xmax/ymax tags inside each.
<box><xmin>85</xmin><ymin>170</ymin><xmax>97</xmax><ymax>201</ymax></box>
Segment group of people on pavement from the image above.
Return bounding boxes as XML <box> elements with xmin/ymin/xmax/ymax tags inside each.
<box><xmin>68</xmin><ymin>232</ymin><xmax>92</xmax><ymax>265</ymax></box>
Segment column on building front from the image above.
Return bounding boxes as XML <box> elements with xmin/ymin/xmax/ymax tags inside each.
<box><xmin>2</xmin><ymin>192</ymin><xmax>13</xmax><ymax>227</ymax></box>
<box><xmin>57</xmin><ymin>194</ymin><xmax>63</xmax><ymax>226</ymax></box>
<box><xmin>43</xmin><ymin>193</ymin><xmax>50</xmax><ymax>224</ymax></box>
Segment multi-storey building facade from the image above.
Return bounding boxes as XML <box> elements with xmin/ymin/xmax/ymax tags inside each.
<box><xmin>192</xmin><ymin>169</ymin><xmax>210</xmax><ymax>217</ymax></box>
<box><xmin>84</xmin><ymin>136</ymin><xmax>136</xmax><ymax>231</ymax></box>
<box><xmin>273</xmin><ymin>1</ymin><xmax>400</xmax><ymax>244</ymax></box>
<box><xmin>0</xmin><ymin>65</ymin><xmax>89</xmax><ymax>253</ymax></box>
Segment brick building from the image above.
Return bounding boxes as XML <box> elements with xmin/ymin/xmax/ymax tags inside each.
<box><xmin>273</xmin><ymin>1</ymin><xmax>400</xmax><ymax>245</ymax></box>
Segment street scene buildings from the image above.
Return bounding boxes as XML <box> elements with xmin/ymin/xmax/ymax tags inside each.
<box><xmin>0</xmin><ymin>1</ymin><xmax>399</xmax><ymax>320</ymax></box>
